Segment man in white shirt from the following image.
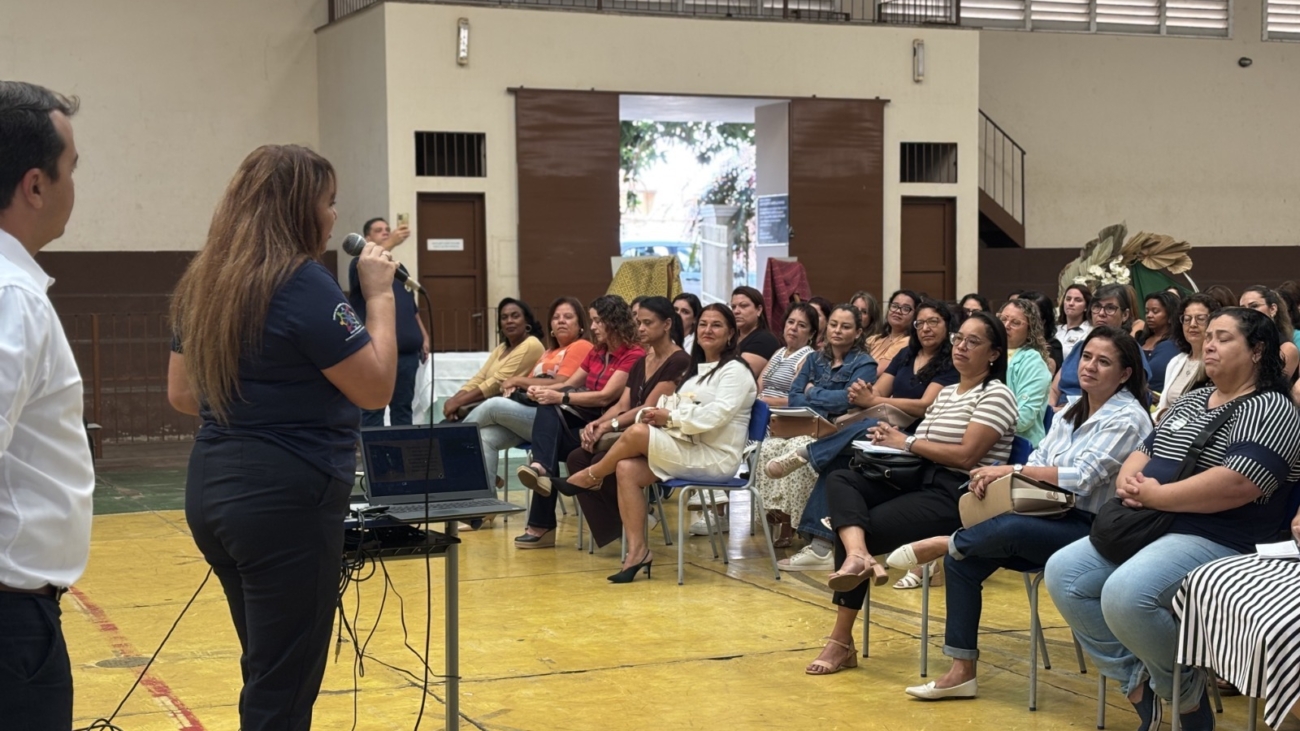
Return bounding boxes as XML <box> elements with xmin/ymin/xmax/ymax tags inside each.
<box><xmin>0</xmin><ymin>80</ymin><xmax>95</xmax><ymax>728</ymax></box>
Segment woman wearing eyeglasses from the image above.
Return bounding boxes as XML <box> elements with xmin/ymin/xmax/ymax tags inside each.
<box><xmin>1050</xmin><ymin>283</ymin><xmax>1152</xmax><ymax>409</ymax></box>
<box><xmin>998</xmin><ymin>299</ymin><xmax>1052</xmax><ymax>447</ymax></box>
<box><xmin>803</xmin><ymin>313</ymin><xmax>1018</xmax><ymax>675</ymax></box>
<box><xmin>866</xmin><ymin>290</ymin><xmax>919</xmax><ymax>372</ymax></box>
<box><xmin>1154</xmin><ymin>294</ymin><xmax>1221</xmax><ymax>423</ymax></box>
<box><xmin>959</xmin><ymin>293</ymin><xmax>991</xmax><ymax>319</ymax></box>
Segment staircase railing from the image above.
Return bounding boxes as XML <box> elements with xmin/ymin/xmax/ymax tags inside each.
<box><xmin>979</xmin><ymin>111</ymin><xmax>1026</xmax><ymax>227</ymax></box>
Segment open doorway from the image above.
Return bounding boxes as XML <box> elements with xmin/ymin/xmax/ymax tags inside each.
<box><xmin>619</xmin><ymin>95</ymin><xmax>787</xmax><ymax>303</ymax></box>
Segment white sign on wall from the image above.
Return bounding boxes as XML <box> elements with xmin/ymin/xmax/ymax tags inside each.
<box><xmin>427</xmin><ymin>238</ymin><xmax>465</xmax><ymax>251</ymax></box>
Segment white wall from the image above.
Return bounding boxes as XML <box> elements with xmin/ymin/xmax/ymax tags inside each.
<box><xmin>316</xmin><ymin>5</ymin><xmax>389</xmax><ymax>280</ymax></box>
<box><xmin>359</xmin><ymin>3</ymin><xmax>981</xmax><ymax>303</ymax></box>
<box><xmin>755</xmin><ymin>102</ymin><xmax>790</xmax><ymax>198</ymax></box>
<box><xmin>0</xmin><ymin>0</ymin><xmax>325</xmax><ymax>252</ymax></box>
<box><xmin>980</xmin><ymin>0</ymin><xmax>1300</xmax><ymax>250</ymax></box>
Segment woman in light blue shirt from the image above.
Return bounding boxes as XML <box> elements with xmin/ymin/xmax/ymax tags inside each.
<box><xmin>998</xmin><ymin>299</ymin><xmax>1052</xmax><ymax>447</ymax></box>
<box><xmin>886</xmin><ymin>327</ymin><xmax>1152</xmax><ymax>701</ymax></box>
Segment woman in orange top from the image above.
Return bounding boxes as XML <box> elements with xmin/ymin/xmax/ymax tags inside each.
<box><xmin>465</xmin><ymin>297</ymin><xmax>593</xmax><ymax>479</ymax></box>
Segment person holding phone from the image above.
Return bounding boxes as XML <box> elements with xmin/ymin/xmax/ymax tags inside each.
<box><xmin>347</xmin><ymin>215</ymin><xmax>430</xmax><ymax>425</ymax></box>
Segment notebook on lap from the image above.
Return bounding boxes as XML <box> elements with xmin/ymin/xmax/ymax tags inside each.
<box><xmin>358</xmin><ymin>423</ymin><xmax>523</xmax><ymax>522</ymax></box>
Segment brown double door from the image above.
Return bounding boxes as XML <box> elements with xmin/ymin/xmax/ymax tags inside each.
<box><xmin>416</xmin><ymin>193</ymin><xmax>488</xmax><ymax>351</ymax></box>
<box><xmin>900</xmin><ymin>197</ymin><xmax>957</xmax><ymax>301</ymax></box>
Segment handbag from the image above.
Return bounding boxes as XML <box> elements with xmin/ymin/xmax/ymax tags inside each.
<box><xmin>1088</xmin><ymin>392</ymin><xmax>1262</xmax><ymax>564</ymax></box>
<box><xmin>849</xmin><ymin>445</ymin><xmax>928</xmax><ymax>492</ymax></box>
<box><xmin>593</xmin><ymin>429</ymin><xmax>622</xmax><ymax>453</ymax></box>
<box><xmin>959</xmin><ymin>473</ymin><xmax>1075</xmax><ymax>528</ymax></box>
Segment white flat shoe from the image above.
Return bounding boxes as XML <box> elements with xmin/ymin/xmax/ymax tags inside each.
<box><xmin>904</xmin><ymin>679</ymin><xmax>978</xmax><ymax>700</ymax></box>
<box><xmin>886</xmin><ymin>544</ymin><xmax>920</xmax><ymax>570</ymax></box>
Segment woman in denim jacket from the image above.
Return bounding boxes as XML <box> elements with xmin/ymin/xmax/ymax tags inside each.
<box><xmin>751</xmin><ymin>304</ymin><xmax>878</xmax><ymax>546</ymax></box>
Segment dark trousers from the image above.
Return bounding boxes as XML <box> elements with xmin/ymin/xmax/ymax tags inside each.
<box><xmin>943</xmin><ymin>508</ymin><xmax>1094</xmax><ymax>658</ymax></box>
<box><xmin>186</xmin><ymin>438</ymin><xmax>351</xmax><ymax>731</ymax></box>
<box><xmin>362</xmin><ymin>351</ymin><xmax>421</xmax><ymax>427</ymax></box>
<box><xmin>0</xmin><ymin>593</ymin><xmax>72</xmax><ymax>730</ymax></box>
<box><xmin>826</xmin><ymin>465</ymin><xmax>966</xmax><ymax>610</ymax></box>
<box><xmin>796</xmin><ymin>452</ymin><xmax>852</xmax><ymax>542</ymax></box>
<box><xmin>567</xmin><ymin>447</ymin><xmax>622</xmax><ymax>547</ymax></box>
<box><xmin>526</xmin><ymin>406</ymin><xmax>588</xmax><ymax>530</ymax></box>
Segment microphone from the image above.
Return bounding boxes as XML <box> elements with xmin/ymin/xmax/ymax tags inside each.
<box><xmin>341</xmin><ymin>233</ymin><xmax>424</xmax><ymax>294</ymax></box>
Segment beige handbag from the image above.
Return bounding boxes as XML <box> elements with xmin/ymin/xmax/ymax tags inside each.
<box><xmin>959</xmin><ymin>473</ymin><xmax>1075</xmax><ymax>528</ymax></box>
<box><xmin>769</xmin><ymin>407</ymin><xmax>838</xmax><ymax>440</ymax></box>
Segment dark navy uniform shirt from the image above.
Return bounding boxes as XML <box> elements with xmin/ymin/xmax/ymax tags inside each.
<box><xmin>348</xmin><ymin>257</ymin><xmax>423</xmax><ymax>355</ymax></box>
<box><xmin>190</xmin><ymin>261</ymin><xmax>372</xmax><ymax>482</ymax></box>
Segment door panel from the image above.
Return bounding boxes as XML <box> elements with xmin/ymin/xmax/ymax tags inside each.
<box><xmin>515</xmin><ymin>89</ymin><xmax>620</xmax><ymax>311</ymax></box>
<box><xmin>788</xmin><ymin>99</ymin><xmax>886</xmax><ymax>302</ymax></box>
<box><xmin>900</xmin><ymin>197</ymin><xmax>956</xmax><ymax>301</ymax></box>
<box><xmin>417</xmin><ymin>194</ymin><xmax>487</xmax><ymax>351</ymax></box>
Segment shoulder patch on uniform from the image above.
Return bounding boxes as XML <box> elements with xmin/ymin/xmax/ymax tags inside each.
<box><xmin>334</xmin><ymin>303</ymin><xmax>366</xmax><ymax>341</ymax></box>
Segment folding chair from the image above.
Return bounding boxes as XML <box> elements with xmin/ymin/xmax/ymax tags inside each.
<box><xmin>663</xmin><ymin>401</ymin><xmax>778</xmax><ymax>584</ymax></box>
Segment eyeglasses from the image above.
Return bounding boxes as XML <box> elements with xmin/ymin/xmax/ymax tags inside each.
<box><xmin>1181</xmin><ymin>315</ymin><xmax>1210</xmax><ymax>325</ymax></box>
<box><xmin>888</xmin><ymin>303</ymin><xmax>915</xmax><ymax>315</ymax></box>
<box><xmin>1091</xmin><ymin>303</ymin><xmax>1121</xmax><ymax>315</ymax></box>
<box><xmin>950</xmin><ymin>333</ymin><xmax>986</xmax><ymax>350</ymax></box>
<box><xmin>914</xmin><ymin>317</ymin><xmax>944</xmax><ymax>330</ymax></box>
<box><xmin>999</xmin><ymin>317</ymin><xmax>1026</xmax><ymax>329</ymax></box>
<box><xmin>963</xmin><ymin>308</ymin><xmax>982</xmax><ymax>316</ymax></box>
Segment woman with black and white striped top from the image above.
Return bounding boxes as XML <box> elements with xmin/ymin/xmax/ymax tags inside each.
<box><xmin>1046</xmin><ymin>307</ymin><xmax>1300</xmax><ymax>731</ymax></box>
<box><xmin>756</xmin><ymin>303</ymin><xmax>819</xmax><ymax>408</ymax></box>
<box><xmin>803</xmin><ymin>313</ymin><xmax>1018</xmax><ymax>675</ymax></box>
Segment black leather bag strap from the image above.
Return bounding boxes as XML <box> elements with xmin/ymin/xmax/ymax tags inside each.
<box><xmin>1173</xmin><ymin>391</ymin><xmax>1262</xmax><ymax>482</ymax></box>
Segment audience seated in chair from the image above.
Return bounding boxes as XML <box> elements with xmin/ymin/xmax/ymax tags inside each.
<box><xmin>511</xmin><ymin>295</ymin><xmax>643</xmax><ymax>549</ymax></box>
<box><xmin>865</xmin><ymin>290</ymin><xmax>919</xmax><ymax>373</ymax></box>
<box><xmin>551</xmin><ymin>304</ymin><xmax>757</xmax><ymax>583</ymax></box>
<box><xmin>731</xmin><ymin>286</ymin><xmax>781</xmax><ymax>378</ymax></box>
<box><xmin>560</xmin><ymin>296</ymin><xmax>691</xmax><ymax>548</ymax></box>
<box><xmin>767</xmin><ymin>299</ymin><xmax>957</xmax><ymax>578</ymax></box>
<box><xmin>753</xmin><ymin>304</ymin><xmax>876</xmax><ymax>547</ymax></box>
<box><xmin>1154</xmin><ymin>294</ymin><xmax>1220</xmax><ymax>423</ymax></box>
<box><xmin>464</xmin><ymin>297</ymin><xmax>593</xmax><ymax>482</ymax></box>
<box><xmin>997</xmin><ymin>299</ymin><xmax>1053</xmax><ymax>448</ymax></box>
<box><xmin>1045</xmin><ymin>307</ymin><xmax>1300</xmax><ymax>731</ymax></box>
<box><xmin>804</xmin><ymin>313</ymin><xmax>1018</xmax><ymax>675</ymax></box>
<box><xmin>887</xmin><ymin>327</ymin><xmax>1152</xmax><ymax>700</ymax></box>
<box><xmin>441</xmin><ymin>297</ymin><xmax>545</xmax><ymax>421</ymax></box>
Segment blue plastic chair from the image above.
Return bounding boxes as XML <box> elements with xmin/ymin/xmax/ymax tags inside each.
<box><xmin>663</xmin><ymin>400</ymin><xmax>777</xmax><ymax>585</ymax></box>
<box><xmin>1009</xmin><ymin>435</ymin><xmax>1034</xmax><ymax>465</ymax></box>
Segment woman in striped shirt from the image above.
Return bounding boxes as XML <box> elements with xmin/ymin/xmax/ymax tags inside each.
<box><xmin>889</xmin><ymin>327</ymin><xmax>1153</xmax><ymax>700</ymax></box>
<box><xmin>804</xmin><ymin>313</ymin><xmax>1019</xmax><ymax>675</ymax></box>
<box><xmin>1046</xmin><ymin>308</ymin><xmax>1300</xmax><ymax>731</ymax></box>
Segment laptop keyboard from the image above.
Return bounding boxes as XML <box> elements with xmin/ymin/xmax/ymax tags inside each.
<box><xmin>386</xmin><ymin>498</ymin><xmax>514</xmax><ymax>516</ymax></box>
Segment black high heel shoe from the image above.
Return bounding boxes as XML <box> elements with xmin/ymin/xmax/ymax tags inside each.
<box><xmin>608</xmin><ymin>552</ymin><xmax>653</xmax><ymax>583</ymax></box>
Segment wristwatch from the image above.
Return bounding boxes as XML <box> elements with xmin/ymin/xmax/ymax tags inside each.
<box><xmin>611</xmin><ymin>417</ymin><xmax>620</xmax><ymax>431</ymax></box>
<box><xmin>562</xmin><ymin>392</ymin><xmax>571</xmax><ymax>406</ymax></box>
<box><xmin>1013</xmin><ymin>464</ymin><xmax>1024</xmax><ymax>475</ymax></box>
<box><xmin>904</xmin><ymin>435</ymin><xmax>918</xmax><ymax>452</ymax></box>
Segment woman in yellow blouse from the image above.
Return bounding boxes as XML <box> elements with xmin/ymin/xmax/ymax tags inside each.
<box><xmin>442</xmin><ymin>298</ymin><xmax>545</xmax><ymax>420</ymax></box>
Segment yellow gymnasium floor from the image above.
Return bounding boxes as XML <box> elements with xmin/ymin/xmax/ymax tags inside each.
<box><xmin>71</xmin><ymin>457</ymin><xmax>1268</xmax><ymax>731</ymax></box>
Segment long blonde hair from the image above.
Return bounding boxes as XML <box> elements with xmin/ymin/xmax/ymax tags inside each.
<box><xmin>171</xmin><ymin>145</ymin><xmax>336</xmax><ymax>422</ymax></box>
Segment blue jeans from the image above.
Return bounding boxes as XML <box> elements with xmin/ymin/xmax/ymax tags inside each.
<box><xmin>942</xmin><ymin>509</ymin><xmax>1094</xmax><ymax>659</ymax></box>
<box><xmin>361</xmin><ymin>352</ymin><xmax>421</xmax><ymax>426</ymax></box>
<box><xmin>465</xmin><ymin>396</ymin><xmax>539</xmax><ymax>477</ymax></box>
<box><xmin>1045</xmin><ymin>534</ymin><xmax>1237</xmax><ymax>712</ymax></box>
<box><xmin>798</xmin><ymin>420</ymin><xmax>876</xmax><ymax>542</ymax></box>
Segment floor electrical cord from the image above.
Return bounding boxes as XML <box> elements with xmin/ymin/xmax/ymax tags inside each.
<box><xmin>73</xmin><ymin>568</ymin><xmax>214</xmax><ymax>731</ymax></box>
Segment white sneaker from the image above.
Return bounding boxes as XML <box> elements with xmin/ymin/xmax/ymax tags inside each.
<box><xmin>778</xmin><ymin>544</ymin><xmax>834</xmax><ymax>571</ymax></box>
<box><xmin>686</xmin><ymin>490</ymin><xmax>731</xmax><ymax>508</ymax></box>
<box><xmin>689</xmin><ymin>515</ymin><xmax>729</xmax><ymax>536</ymax></box>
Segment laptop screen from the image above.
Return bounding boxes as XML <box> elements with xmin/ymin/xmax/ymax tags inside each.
<box><xmin>360</xmin><ymin>424</ymin><xmax>492</xmax><ymax>503</ymax></box>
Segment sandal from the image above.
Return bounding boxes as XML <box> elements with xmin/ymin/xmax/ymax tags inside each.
<box><xmin>893</xmin><ymin>561</ymin><xmax>944</xmax><ymax>590</ymax></box>
<box><xmin>827</xmin><ymin>553</ymin><xmax>889</xmax><ymax>592</ymax></box>
<box><xmin>805</xmin><ymin>636</ymin><xmax>859</xmax><ymax>675</ymax></box>
<box><xmin>516</xmin><ymin>464</ymin><xmax>552</xmax><ymax>497</ymax></box>
<box><xmin>566</xmin><ymin>468</ymin><xmax>603</xmax><ymax>490</ymax></box>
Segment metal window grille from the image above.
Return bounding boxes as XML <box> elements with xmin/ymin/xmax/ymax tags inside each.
<box><xmin>415</xmin><ymin>132</ymin><xmax>487</xmax><ymax>178</ymax></box>
<box><xmin>900</xmin><ymin>142</ymin><xmax>958</xmax><ymax>184</ymax></box>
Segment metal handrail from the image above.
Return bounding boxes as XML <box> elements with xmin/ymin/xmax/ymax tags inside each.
<box><xmin>978</xmin><ymin>110</ymin><xmax>1027</xmax><ymax>226</ymax></box>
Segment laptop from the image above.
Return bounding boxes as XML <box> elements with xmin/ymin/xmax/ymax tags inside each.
<box><xmin>356</xmin><ymin>423</ymin><xmax>524</xmax><ymax>522</ymax></box>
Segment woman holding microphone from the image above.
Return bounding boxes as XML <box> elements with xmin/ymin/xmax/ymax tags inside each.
<box><xmin>167</xmin><ymin>145</ymin><xmax>399</xmax><ymax>731</ymax></box>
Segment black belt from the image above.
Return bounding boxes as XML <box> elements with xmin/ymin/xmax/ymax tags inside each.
<box><xmin>0</xmin><ymin>582</ymin><xmax>66</xmax><ymax>600</ymax></box>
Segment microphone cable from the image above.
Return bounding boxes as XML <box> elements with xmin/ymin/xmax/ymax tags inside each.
<box><xmin>73</xmin><ymin>568</ymin><xmax>213</xmax><ymax>731</ymax></box>
<box><xmin>415</xmin><ymin>285</ymin><xmax>436</xmax><ymax>731</ymax></box>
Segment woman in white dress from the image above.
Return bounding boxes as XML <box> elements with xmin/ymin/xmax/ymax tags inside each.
<box><xmin>559</xmin><ymin>304</ymin><xmax>758</xmax><ymax>583</ymax></box>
